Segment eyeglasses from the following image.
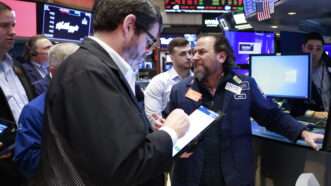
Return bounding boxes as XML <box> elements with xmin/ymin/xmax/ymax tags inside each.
<box><xmin>136</xmin><ymin>24</ymin><xmax>157</xmax><ymax>50</ymax></box>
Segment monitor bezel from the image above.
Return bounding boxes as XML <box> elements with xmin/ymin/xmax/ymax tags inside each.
<box><xmin>249</xmin><ymin>54</ymin><xmax>311</xmax><ymax>99</ymax></box>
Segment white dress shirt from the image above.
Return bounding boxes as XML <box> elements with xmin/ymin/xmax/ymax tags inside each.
<box><xmin>0</xmin><ymin>54</ymin><xmax>29</xmax><ymax>123</ymax></box>
<box><xmin>144</xmin><ymin>67</ymin><xmax>192</xmax><ymax>117</ymax></box>
<box><xmin>89</xmin><ymin>36</ymin><xmax>178</xmax><ymax>144</ymax></box>
<box><xmin>89</xmin><ymin>36</ymin><xmax>136</xmax><ymax>95</ymax></box>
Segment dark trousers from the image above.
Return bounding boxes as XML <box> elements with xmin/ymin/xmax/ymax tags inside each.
<box><xmin>0</xmin><ymin>159</ymin><xmax>26</xmax><ymax>186</ymax></box>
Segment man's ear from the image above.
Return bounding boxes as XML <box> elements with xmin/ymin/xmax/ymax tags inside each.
<box><xmin>216</xmin><ymin>51</ymin><xmax>227</xmax><ymax>64</ymax></box>
<box><xmin>122</xmin><ymin>14</ymin><xmax>137</xmax><ymax>41</ymax></box>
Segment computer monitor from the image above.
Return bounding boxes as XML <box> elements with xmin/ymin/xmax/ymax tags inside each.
<box><xmin>225</xmin><ymin>31</ymin><xmax>275</xmax><ymax>65</ymax></box>
<box><xmin>39</xmin><ymin>3</ymin><xmax>92</xmax><ymax>42</ymax></box>
<box><xmin>233</xmin><ymin>68</ymin><xmax>249</xmax><ymax>76</ymax></box>
<box><xmin>243</xmin><ymin>0</ymin><xmax>256</xmax><ymax>17</ymax></box>
<box><xmin>249</xmin><ymin>54</ymin><xmax>311</xmax><ymax>99</ymax></box>
<box><xmin>324</xmin><ymin>44</ymin><xmax>331</xmax><ymax>57</ymax></box>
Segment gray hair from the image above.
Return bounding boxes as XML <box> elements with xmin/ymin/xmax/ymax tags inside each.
<box><xmin>48</xmin><ymin>43</ymin><xmax>79</xmax><ymax>68</ymax></box>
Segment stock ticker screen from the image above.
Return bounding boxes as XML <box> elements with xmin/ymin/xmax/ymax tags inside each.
<box><xmin>165</xmin><ymin>0</ymin><xmax>244</xmax><ymax>13</ymax></box>
<box><xmin>41</xmin><ymin>4</ymin><xmax>92</xmax><ymax>42</ymax></box>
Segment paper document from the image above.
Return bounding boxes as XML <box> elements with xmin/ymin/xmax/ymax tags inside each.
<box><xmin>172</xmin><ymin>106</ymin><xmax>219</xmax><ymax>156</ymax></box>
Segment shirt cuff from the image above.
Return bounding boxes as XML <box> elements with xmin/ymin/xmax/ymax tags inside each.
<box><xmin>160</xmin><ymin>126</ymin><xmax>178</xmax><ymax>146</ymax></box>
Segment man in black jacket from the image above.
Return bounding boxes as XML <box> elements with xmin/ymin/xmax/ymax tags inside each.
<box><xmin>31</xmin><ymin>0</ymin><xmax>190</xmax><ymax>185</ymax></box>
<box><xmin>0</xmin><ymin>2</ymin><xmax>35</xmax><ymax>185</ymax></box>
<box><xmin>288</xmin><ymin>32</ymin><xmax>331</xmax><ymax>120</ymax></box>
<box><xmin>21</xmin><ymin>35</ymin><xmax>53</xmax><ymax>96</ymax></box>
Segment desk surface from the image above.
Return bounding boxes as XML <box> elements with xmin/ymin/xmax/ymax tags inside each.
<box><xmin>251</xmin><ymin>121</ymin><xmax>324</xmax><ymax>148</ymax></box>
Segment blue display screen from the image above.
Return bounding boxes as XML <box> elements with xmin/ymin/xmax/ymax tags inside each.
<box><xmin>233</xmin><ymin>68</ymin><xmax>249</xmax><ymax>76</ymax></box>
<box><xmin>0</xmin><ymin>123</ymin><xmax>7</xmax><ymax>134</ymax></box>
<box><xmin>225</xmin><ymin>31</ymin><xmax>275</xmax><ymax>65</ymax></box>
<box><xmin>243</xmin><ymin>0</ymin><xmax>256</xmax><ymax>17</ymax></box>
<box><xmin>41</xmin><ymin>3</ymin><xmax>92</xmax><ymax>42</ymax></box>
<box><xmin>250</xmin><ymin>55</ymin><xmax>310</xmax><ymax>99</ymax></box>
<box><xmin>325</xmin><ymin>44</ymin><xmax>331</xmax><ymax>57</ymax></box>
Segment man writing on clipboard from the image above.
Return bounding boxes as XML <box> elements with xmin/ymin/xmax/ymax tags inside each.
<box><xmin>30</xmin><ymin>0</ymin><xmax>190</xmax><ymax>185</ymax></box>
<box><xmin>164</xmin><ymin>33</ymin><xmax>323</xmax><ymax>186</ymax></box>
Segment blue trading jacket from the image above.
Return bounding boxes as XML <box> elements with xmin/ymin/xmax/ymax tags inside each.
<box><xmin>165</xmin><ymin>72</ymin><xmax>305</xmax><ymax>186</ymax></box>
<box><xmin>14</xmin><ymin>93</ymin><xmax>46</xmax><ymax>177</ymax></box>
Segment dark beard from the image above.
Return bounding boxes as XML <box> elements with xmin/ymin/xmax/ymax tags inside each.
<box><xmin>194</xmin><ymin>68</ymin><xmax>206</xmax><ymax>82</ymax></box>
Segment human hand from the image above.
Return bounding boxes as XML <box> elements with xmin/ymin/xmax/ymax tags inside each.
<box><xmin>179</xmin><ymin>152</ymin><xmax>193</xmax><ymax>159</ymax></box>
<box><xmin>163</xmin><ymin>109</ymin><xmax>190</xmax><ymax>138</ymax></box>
<box><xmin>313</xmin><ymin>111</ymin><xmax>328</xmax><ymax>120</ymax></box>
<box><xmin>150</xmin><ymin>113</ymin><xmax>165</xmax><ymax>130</ymax></box>
<box><xmin>301</xmin><ymin>130</ymin><xmax>324</xmax><ymax>151</ymax></box>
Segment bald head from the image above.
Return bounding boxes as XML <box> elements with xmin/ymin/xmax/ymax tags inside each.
<box><xmin>48</xmin><ymin>43</ymin><xmax>79</xmax><ymax>76</ymax></box>
<box><xmin>48</xmin><ymin>43</ymin><xmax>79</xmax><ymax>67</ymax></box>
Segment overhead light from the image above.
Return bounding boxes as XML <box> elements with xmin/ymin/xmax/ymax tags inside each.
<box><xmin>235</xmin><ymin>24</ymin><xmax>253</xmax><ymax>30</ymax></box>
<box><xmin>288</xmin><ymin>12</ymin><xmax>296</xmax><ymax>15</ymax></box>
<box><xmin>233</xmin><ymin>13</ymin><xmax>247</xmax><ymax>24</ymax></box>
<box><xmin>271</xmin><ymin>25</ymin><xmax>278</xmax><ymax>29</ymax></box>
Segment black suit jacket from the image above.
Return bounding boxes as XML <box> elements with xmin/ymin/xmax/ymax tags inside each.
<box><xmin>31</xmin><ymin>38</ymin><xmax>172</xmax><ymax>186</ymax></box>
<box><xmin>0</xmin><ymin>58</ymin><xmax>35</xmax><ymax>186</ymax></box>
<box><xmin>21</xmin><ymin>62</ymin><xmax>49</xmax><ymax>96</ymax></box>
<box><xmin>0</xmin><ymin>59</ymin><xmax>36</xmax><ymax>123</ymax></box>
<box><xmin>288</xmin><ymin>54</ymin><xmax>331</xmax><ymax>116</ymax></box>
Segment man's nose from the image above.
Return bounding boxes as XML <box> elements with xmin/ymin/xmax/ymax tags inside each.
<box><xmin>8</xmin><ymin>26</ymin><xmax>16</xmax><ymax>36</ymax></box>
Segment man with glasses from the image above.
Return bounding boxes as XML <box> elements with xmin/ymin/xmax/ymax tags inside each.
<box><xmin>30</xmin><ymin>0</ymin><xmax>190</xmax><ymax>185</ymax></box>
<box><xmin>288</xmin><ymin>32</ymin><xmax>331</xmax><ymax>120</ymax></box>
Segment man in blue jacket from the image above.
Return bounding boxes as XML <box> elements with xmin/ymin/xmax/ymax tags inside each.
<box><xmin>14</xmin><ymin>43</ymin><xmax>79</xmax><ymax>177</ymax></box>
<box><xmin>165</xmin><ymin>33</ymin><xmax>323</xmax><ymax>186</ymax></box>
<box><xmin>21</xmin><ymin>35</ymin><xmax>53</xmax><ymax>96</ymax></box>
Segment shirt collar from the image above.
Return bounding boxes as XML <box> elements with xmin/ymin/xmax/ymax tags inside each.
<box><xmin>31</xmin><ymin>61</ymin><xmax>48</xmax><ymax>69</ymax></box>
<box><xmin>168</xmin><ymin>67</ymin><xmax>193</xmax><ymax>81</ymax></box>
<box><xmin>89</xmin><ymin>36</ymin><xmax>136</xmax><ymax>94</ymax></box>
<box><xmin>0</xmin><ymin>53</ymin><xmax>14</xmax><ymax>73</ymax></box>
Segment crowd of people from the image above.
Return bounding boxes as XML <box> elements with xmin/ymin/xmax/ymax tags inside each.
<box><xmin>0</xmin><ymin>0</ymin><xmax>329</xmax><ymax>185</ymax></box>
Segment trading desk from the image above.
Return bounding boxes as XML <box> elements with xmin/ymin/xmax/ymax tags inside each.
<box><xmin>252</xmin><ymin>122</ymin><xmax>331</xmax><ymax>186</ymax></box>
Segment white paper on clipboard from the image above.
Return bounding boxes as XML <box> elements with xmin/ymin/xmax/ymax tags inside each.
<box><xmin>172</xmin><ymin>106</ymin><xmax>219</xmax><ymax>156</ymax></box>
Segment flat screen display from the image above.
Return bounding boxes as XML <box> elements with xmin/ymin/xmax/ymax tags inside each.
<box><xmin>243</xmin><ymin>0</ymin><xmax>256</xmax><ymax>17</ymax></box>
<box><xmin>40</xmin><ymin>3</ymin><xmax>92</xmax><ymax>42</ymax></box>
<box><xmin>165</xmin><ymin>0</ymin><xmax>243</xmax><ymax>13</ymax></box>
<box><xmin>250</xmin><ymin>54</ymin><xmax>310</xmax><ymax>99</ymax></box>
<box><xmin>2</xmin><ymin>0</ymin><xmax>37</xmax><ymax>37</ymax></box>
<box><xmin>225</xmin><ymin>31</ymin><xmax>275</xmax><ymax>64</ymax></box>
<box><xmin>233</xmin><ymin>68</ymin><xmax>249</xmax><ymax>76</ymax></box>
<box><xmin>325</xmin><ymin>44</ymin><xmax>331</xmax><ymax>57</ymax></box>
